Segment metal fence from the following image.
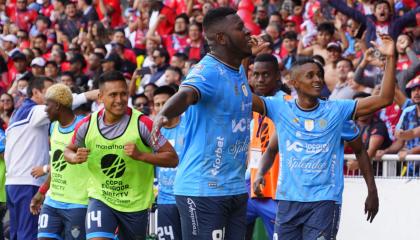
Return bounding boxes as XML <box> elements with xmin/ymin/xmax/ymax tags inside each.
<box><xmin>344</xmin><ymin>154</ymin><xmax>420</xmax><ymax>178</ymax></box>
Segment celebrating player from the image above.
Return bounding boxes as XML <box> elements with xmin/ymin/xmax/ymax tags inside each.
<box><xmin>64</xmin><ymin>71</ymin><xmax>178</xmax><ymax>240</ymax></box>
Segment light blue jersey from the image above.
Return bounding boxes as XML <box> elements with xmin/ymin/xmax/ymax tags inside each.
<box><xmin>157</xmin><ymin>116</ymin><xmax>185</xmax><ymax>204</ymax></box>
<box><xmin>174</xmin><ymin>54</ymin><xmax>253</xmax><ymax>196</ymax></box>
<box><xmin>263</xmin><ymin>94</ymin><xmax>357</xmax><ymax>203</ymax></box>
<box><xmin>45</xmin><ymin>115</ymin><xmax>87</xmax><ymax>209</ymax></box>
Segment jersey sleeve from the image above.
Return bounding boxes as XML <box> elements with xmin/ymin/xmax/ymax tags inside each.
<box><xmin>336</xmin><ymin>99</ymin><xmax>357</xmax><ymax>121</ymax></box>
<box><xmin>261</xmin><ymin>95</ymin><xmax>284</xmax><ymax>123</ymax></box>
<box><xmin>138</xmin><ymin>115</ymin><xmax>167</xmax><ymax>152</ymax></box>
<box><xmin>341</xmin><ymin>121</ymin><xmax>360</xmax><ymax>142</ymax></box>
<box><xmin>71</xmin><ymin>115</ymin><xmax>91</xmax><ymax>148</ymax></box>
<box><xmin>181</xmin><ymin>65</ymin><xmax>216</xmax><ymax>102</ymax></box>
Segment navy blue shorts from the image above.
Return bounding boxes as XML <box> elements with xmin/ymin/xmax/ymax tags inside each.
<box><xmin>37</xmin><ymin>204</ymin><xmax>87</xmax><ymax>240</ymax></box>
<box><xmin>156</xmin><ymin>204</ymin><xmax>182</xmax><ymax>240</ymax></box>
<box><xmin>246</xmin><ymin>197</ymin><xmax>277</xmax><ymax>239</ymax></box>
<box><xmin>6</xmin><ymin>185</ymin><xmax>39</xmax><ymax>240</ymax></box>
<box><xmin>85</xmin><ymin>198</ymin><xmax>149</xmax><ymax>240</ymax></box>
<box><xmin>273</xmin><ymin>200</ymin><xmax>341</xmax><ymax>240</ymax></box>
<box><xmin>175</xmin><ymin>194</ymin><xmax>247</xmax><ymax>240</ymax></box>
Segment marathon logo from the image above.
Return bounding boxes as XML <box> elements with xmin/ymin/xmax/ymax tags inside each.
<box><xmin>95</xmin><ymin>144</ymin><xmax>124</xmax><ymax>150</ymax></box>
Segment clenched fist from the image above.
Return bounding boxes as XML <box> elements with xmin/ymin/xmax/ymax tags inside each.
<box><xmin>72</xmin><ymin>148</ymin><xmax>90</xmax><ymax>164</ymax></box>
<box><xmin>124</xmin><ymin>142</ymin><xmax>142</xmax><ymax>160</ymax></box>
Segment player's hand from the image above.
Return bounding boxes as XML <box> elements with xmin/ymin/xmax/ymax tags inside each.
<box><xmin>152</xmin><ymin>114</ymin><xmax>168</xmax><ymax>146</ymax></box>
<box><xmin>30</xmin><ymin>192</ymin><xmax>45</xmax><ymax>215</ymax></box>
<box><xmin>346</xmin><ymin>160</ymin><xmax>360</xmax><ymax>171</ymax></box>
<box><xmin>72</xmin><ymin>148</ymin><xmax>89</xmax><ymax>164</ymax></box>
<box><xmin>398</xmin><ymin>149</ymin><xmax>409</xmax><ymax>161</ymax></box>
<box><xmin>365</xmin><ymin>189</ymin><xmax>379</xmax><ymax>223</ymax></box>
<box><xmin>124</xmin><ymin>142</ymin><xmax>142</xmax><ymax>159</ymax></box>
<box><xmin>370</xmin><ymin>35</ymin><xmax>395</xmax><ymax>57</ymax></box>
<box><xmin>250</xmin><ymin>35</ymin><xmax>270</xmax><ymax>56</ymax></box>
<box><xmin>31</xmin><ymin>166</ymin><xmax>46</xmax><ymax>179</ymax></box>
<box><xmin>375</xmin><ymin>150</ymin><xmax>385</xmax><ymax>160</ymax></box>
<box><xmin>253</xmin><ymin>174</ymin><xmax>265</xmax><ymax>198</ymax></box>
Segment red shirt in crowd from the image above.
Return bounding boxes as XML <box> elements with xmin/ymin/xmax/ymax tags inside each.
<box><xmin>40</xmin><ymin>3</ymin><xmax>54</xmax><ymax>17</ymax></box>
<box><xmin>156</xmin><ymin>5</ymin><xmax>176</xmax><ymax>36</ymax></box>
<box><xmin>95</xmin><ymin>0</ymin><xmax>123</xmax><ymax>28</ymax></box>
<box><xmin>6</xmin><ymin>5</ymin><xmax>38</xmax><ymax>31</ymax></box>
<box><xmin>162</xmin><ymin>34</ymin><xmax>189</xmax><ymax>57</ymax></box>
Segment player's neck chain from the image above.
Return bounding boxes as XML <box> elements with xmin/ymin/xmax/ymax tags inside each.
<box><xmin>296</xmin><ymin>99</ymin><xmax>320</xmax><ymax>111</ymax></box>
<box><xmin>208</xmin><ymin>53</ymin><xmax>239</xmax><ymax>71</ymax></box>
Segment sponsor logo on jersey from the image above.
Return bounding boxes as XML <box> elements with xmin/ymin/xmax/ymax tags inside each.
<box><xmin>101</xmin><ymin>154</ymin><xmax>126</xmax><ymax>178</ymax></box>
<box><xmin>52</xmin><ymin>149</ymin><xmax>67</xmax><ymax>172</ymax></box>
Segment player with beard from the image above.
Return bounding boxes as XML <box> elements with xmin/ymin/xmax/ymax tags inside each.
<box><xmin>152</xmin><ymin>7</ymin><xmax>268</xmax><ymax>240</ymax></box>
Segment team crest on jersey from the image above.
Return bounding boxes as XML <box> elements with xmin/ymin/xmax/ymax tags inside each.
<box><xmin>241</xmin><ymin>84</ymin><xmax>248</xmax><ymax>96</ymax></box>
<box><xmin>304</xmin><ymin>120</ymin><xmax>314</xmax><ymax>131</ymax></box>
<box><xmin>319</xmin><ymin>119</ymin><xmax>327</xmax><ymax>129</ymax></box>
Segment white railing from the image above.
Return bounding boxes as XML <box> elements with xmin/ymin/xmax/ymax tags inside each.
<box><xmin>344</xmin><ymin>154</ymin><xmax>420</xmax><ymax>178</ymax></box>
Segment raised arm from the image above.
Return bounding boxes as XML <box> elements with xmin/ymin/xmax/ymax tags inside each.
<box><xmin>152</xmin><ymin>86</ymin><xmax>198</xmax><ymax>142</ymax></box>
<box><xmin>327</xmin><ymin>0</ymin><xmax>368</xmax><ymax>24</ymax></box>
<box><xmin>390</xmin><ymin>6</ymin><xmax>420</xmax><ymax>40</ymax></box>
<box><xmin>347</xmin><ymin>134</ymin><xmax>379</xmax><ymax>223</ymax></box>
<box><xmin>354</xmin><ymin>35</ymin><xmax>396</xmax><ymax>118</ymax></box>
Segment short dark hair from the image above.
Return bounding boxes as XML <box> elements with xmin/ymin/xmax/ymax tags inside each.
<box><xmin>154</xmin><ymin>85</ymin><xmax>177</xmax><ymax>97</ymax></box>
<box><xmin>317</xmin><ymin>22</ymin><xmax>335</xmax><ymax>36</ymax></box>
<box><xmin>176</xmin><ymin>13</ymin><xmax>190</xmax><ymax>25</ymax></box>
<box><xmin>27</xmin><ymin>76</ymin><xmax>54</xmax><ymax>98</ymax></box>
<box><xmin>61</xmin><ymin>71</ymin><xmax>75</xmax><ymax>81</ymax></box>
<box><xmin>337</xmin><ymin>58</ymin><xmax>354</xmax><ymax>70</ymax></box>
<box><xmin>133</xmin><ymin>93</ymin><xmax>148</xmax><ymax>103</ymax></box>
<box><xmin>155</xmin><ymin>48</ymin><xmax>170</xmax><ymax>64</ymax></box>
<box><xmin>173</xmin><ymin>52</ymin><xmax>188</xmax><ymax>61</ymax></box>
<box><xmin>35</xmin><ymin>34</ymin><xmax>48</xmax><ymax>42</ymax></box>
<box><xmin>353</xmin><ymin>92</ymin><xmax>371</xmax><ymax>99</ymax></box>
<box><xmin>291</xmin><ymin>57</ymin><xmax>325</xmax><ymax>78</ymax></box>
<box><xmin>283</xmin><ymin>31</ymin><xmax>298</xmax><ymax>41</ymax></box>
<box><xmin>254</xmin><ymin>53</ymin><xmax>279</xmax><ymax>71</ymax></box>
<box><xmin>189</xmin><ymin>22</ymin><xmax>203</xmax><ymax>32</ymax></box>
<box><xmin>84</xmin><ymin>0</ymin><xmax>93</xmax><ymax>6</ymax></box>
<box><xmin>374</xmin><ymin>0</ymin><xmax>391</xmax><ymax>11</ymax></box>
<box><xmin>202</xmin><ymin>7</ymin><xmax>236</xmax><ymax>33</ymax></box>
<box><xmin>98</xmin><ymin>71</ymin><xmax>126</xmax><ymax>88</ymax></box>
<box><xmin>46</xmin><ymin>61</ymin><xmax>58</xmax><ymax>68</ymax></box>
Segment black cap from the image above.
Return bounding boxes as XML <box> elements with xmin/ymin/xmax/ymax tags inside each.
<box><xmin>11</xmin><ymin>52</ymin><xmax>26</xmax><ymax>61</ymax></box>
<box><xmin>101</xmin><ymin>53</ymin><xmax>122</xmax><ymax>64</ymax></box>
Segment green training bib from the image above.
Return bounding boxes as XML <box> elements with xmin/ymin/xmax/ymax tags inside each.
<box><xmin>49</xmin><ymin>121</ymin><xmax>89</xmax><ymax>205</ymax></box>
<box><xmin>84</xmin><ymin>109</ymin><xmax>154</xmax><ymax>212</ymax></box>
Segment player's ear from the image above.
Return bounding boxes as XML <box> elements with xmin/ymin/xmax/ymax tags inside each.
<box><xmin>215</xmin><ymin>32</ymin><xmax>226</xmax><ymax>45</ymax></box>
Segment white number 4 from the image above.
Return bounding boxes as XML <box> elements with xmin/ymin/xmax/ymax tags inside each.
<box><xmin>87</xmin><ymin>211</ymin><xmax>102</xmax><ymax>229</ymax></box>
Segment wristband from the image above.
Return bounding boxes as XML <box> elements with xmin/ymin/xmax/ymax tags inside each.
<box><xmin>39</xmin><ymin>183</ymin><xmax>49</xmax><ymax>195</ymax></box>
<box><xmin>42</xmin><ymin>165</ymin><xmax>49</xmax><ymax>174</ymax></box>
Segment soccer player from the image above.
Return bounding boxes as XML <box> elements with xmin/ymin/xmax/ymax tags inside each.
<box><xmin>29</xmin><ymin>83</ymin><xmax>89</xmax><ymax>240</ymax></box>
<box><xmin>153</xmin><ymin>86</ymin><xmax>185</xmax><ymax>240</ymax></box>
<box><xmin>247</xmin><ymin>53</ymin><xmax>290</xmax><ymax>240</ymax></box>
<box><xmin>64</xmin><ymin>71</ymin><xmax>178</xmax><ymax>240</ymax></box>
<box><xmin>251</xmin><ymin>35</ymin><xmax>395</xmax><ymax>239</ymax></box>
<box><xmin>151</xmin><ymin>7</ymin><xmax>267</xmax><ymax>240</ymax></box>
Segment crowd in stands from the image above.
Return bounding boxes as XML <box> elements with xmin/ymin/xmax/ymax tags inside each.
<box><xmin>0</xmin><ymin>0</ymin><xmax>418</xmax><ymax>238</ymax></box>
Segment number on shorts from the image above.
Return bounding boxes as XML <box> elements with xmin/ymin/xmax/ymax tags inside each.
<box><xmin>87</xmin><ymin>210</ymin><xmax>102</xmax><ymax>229</ymax></box>
<box><xmin>38</xmin><ymin>214</ymin><xmax>48</xmax><ymax>228</ymax></box>
<box><xmin>212</xmin><ymin>228</ymin><xmax>225</xmax><ymax>240</ymax></box>
<box><xmin>157</xmin><ymin>226</ymin><xmax>174</xmax><ymax>240</ymax></box>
